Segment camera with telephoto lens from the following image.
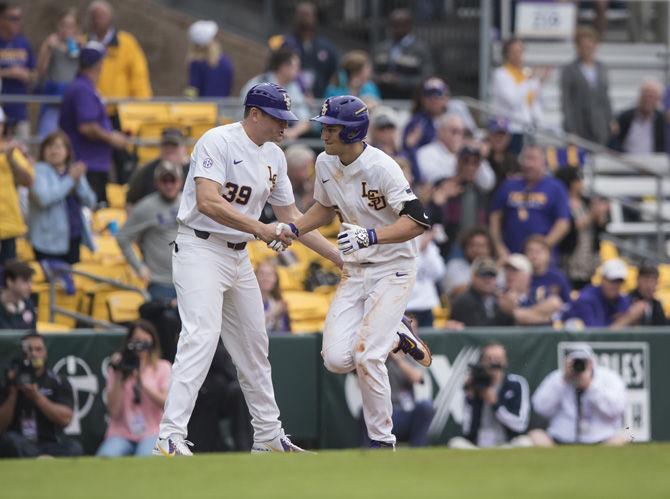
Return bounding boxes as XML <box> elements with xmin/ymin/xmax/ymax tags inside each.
<box><xmin>571</xmin><ymin>357</ymin><xmax>588</xmax><ymax>374</ymax></box>
<box><xmin>113</xmin><ymin>341</ymin><xmax>152</xmax><ymax>377</ymax></box>
<box><xmin>468</xmin><ymin>363</ymin><xmax>493</xmax><ymax>390</ymax></box>
<box><xmin>7</xmin><ymin>353</ymin><xmax>36</xmax><ymax>386</ymax></box>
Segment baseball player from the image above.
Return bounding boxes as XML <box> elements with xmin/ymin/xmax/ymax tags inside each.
<box><xmin>276</xmin><ymin>95</ymin><xmax>433</xmax><ymax>448</ymax></box>
<box><xmin>154</xmin><ymin>83</ymin><xmax>340</xmax><ymax>456</ymax></box>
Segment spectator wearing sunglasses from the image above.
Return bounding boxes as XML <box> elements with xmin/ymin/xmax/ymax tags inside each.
<box><xmin>562</xmin><ymin>259</ymin><xmax>647</xmax><ymax>329</ymax></box>
<box><xmin>116</xmin><ymin>161</ymin><xmax>181</xmax><ymax>300</ymax></box>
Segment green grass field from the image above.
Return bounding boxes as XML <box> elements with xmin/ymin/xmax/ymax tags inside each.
<box><xmin>2</xmin><ymin>444</ymin><xmax>669</xmax><ymax>499</ymax></box>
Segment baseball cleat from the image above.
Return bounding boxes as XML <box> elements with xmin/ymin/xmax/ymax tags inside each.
<box><xmin>394</xmin><ymin>316</ymin><xmax>432</xmax><ymax>367</ymax></box>
<box><xmin>369</xmin><ymin>440</ymin><xmax>396</xmax><ymax>450</ymax></box>
<box><xmin>251</xmin><ymin>431</ymin><xmax>311</xmax><ymax>453</ymax></box>
<box><xmin>152</xmin><ymin>436</ymin><xmax>194</xmax><ymax>457</ymax></box>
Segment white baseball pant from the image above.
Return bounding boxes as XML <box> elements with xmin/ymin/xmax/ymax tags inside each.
<box><xmin>321</xmin><ymin>261</ymin><xmax>416</xmax><ymax>445</ymax></box>
<box><xmin>159</xmin><ymin>229</ymin><xmax>282</xmax><ymax>443</ymax></box>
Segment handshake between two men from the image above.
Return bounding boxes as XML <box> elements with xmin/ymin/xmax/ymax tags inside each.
<box><xmin>264</xmin><ymin>222</ymin><xmax>376</xmax><ymax>256</ymax></box>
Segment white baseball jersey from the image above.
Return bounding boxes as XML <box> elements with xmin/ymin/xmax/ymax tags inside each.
<box><xmin>313</xmin><ymin>144</ymin><xmax>419</xmax><ymax>264</ymax></box>
<box><xmin>177</xmin><ymin>122</ymin><xmax>295</xmax><ymax>242</ymax></box>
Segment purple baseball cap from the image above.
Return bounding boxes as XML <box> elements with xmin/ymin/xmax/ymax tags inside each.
<box><xmin>80</xmin><ymin>41</ymin><xmax>106</xmax><ymax>69</ymax></box>
<box><xmin>487</xmin><ymin>116</ymin><xmax>510</xmax><ymax>133</ymax></box>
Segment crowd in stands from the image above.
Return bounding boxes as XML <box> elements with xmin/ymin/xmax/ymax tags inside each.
<box><xmin>0</xmin><ymin>0</ymin><xmax>666</xmax><ymax>457</ymax></box>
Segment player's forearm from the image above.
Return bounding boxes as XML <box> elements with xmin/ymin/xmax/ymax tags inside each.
<box><xmin>374</xmin><ymin>216</ymin><xmax>424</xmax><ymax>244</ymax></box>
<box><xmin>197</xmin><ymin>193</ymin><xmax>264</xmax><ymax>237</ymax></box>
<box><xmin>299</xmin><ymin>231</ymin><xmax>341</xmax><ymax>267</ymax></box>
<box><xmin>293</xmin><ymin>202</ymin><xmax>335</xmax><ymax>235</ymax></box>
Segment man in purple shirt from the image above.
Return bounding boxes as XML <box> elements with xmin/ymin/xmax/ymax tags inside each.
<box><xmin>59</xmin><ymin>41</ymin><xmax>128</xmax><ymax>204</ymax></box>
<box><xmin>0</xmin><ymin>3</ymin><xmax>36</xmax><ymax>140</ymax></box>
<box><xmin>562</xmin><ymin>258</ymin><xmax>646</xmax><ymax>329</ymax></box>
<box><xmin>489</xmin><ymin>144</ymin><xmax>571</xmax><ymax>258</ymax></box>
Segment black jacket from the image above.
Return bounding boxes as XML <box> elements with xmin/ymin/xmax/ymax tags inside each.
<box><xmin>630</xmin><ymin>289</ymin><xmax>667</xmax><ymax>326</ymax></box>
<box><xmin>462</xmin><ymin>373</ymin><xmax>530</xmax><ymax>445</ymax></box>
<box><xmin>450</xmin><ymin>288</ymin><xmax>514</xmax><ymax>327</ymax></box>
<box><xmin>613</xmin><ymin>108</ymin><xmax>666</xmax><ymax>153</ymax></box>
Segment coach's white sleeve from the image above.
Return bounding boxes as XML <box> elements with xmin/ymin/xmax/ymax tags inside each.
<box><xmin>312</xmin><ymin>158</ymin><xmax>332</xmax><ymax>207</ymax></box>
<box><xmin>586</xmin><ymin>367</ymin><xmax>626</xmax><ymax>420</ymax></box>
<box><xmin>381</xmin><ymin>163</ymin><xmax>416</xmax><ymax>215</ymax></box>
<box><xmin>190</xmin><ymin>130</ymin><xmax>228</xmax><ymax>186</ymax></box>
<box><xmin>268</xmin><ymin>153</ymin><xmax>296</xmax><ymax>207</ymax></box>
<box><xmin>531</xmin><ymin>369</ymin><xmax>566</xmax><ymax>419</ymax></box>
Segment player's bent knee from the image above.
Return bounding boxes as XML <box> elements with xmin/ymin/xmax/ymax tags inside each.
<box><xmin>322</xmin><ymin>350</ymin><xmax>352</xmax><ymax>374</ymax></box>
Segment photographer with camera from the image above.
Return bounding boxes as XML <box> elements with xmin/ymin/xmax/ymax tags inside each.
<box><xmin>97</xmin><ymin>320</ymin><xmax>171</xmax><ymax>457</ymax></box>
<box><xmin>448</xmin><ymin>343</ymin><xmax>531</xmax><ymax>449</ymax></box>
<box><xmin>530</xmin><ymin>343</ymin><xmax>628</xmax><ymax>446</ymax></box>
<box><xmin>0</xmin><ymin>331</ymin><xmax>82</xmax><ymax>458</ymax></box>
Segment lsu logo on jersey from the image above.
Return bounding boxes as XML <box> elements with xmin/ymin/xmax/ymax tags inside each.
<box><xmin>267</xmin><ymin>166</ymin><xmax>277</xmax><ymax>191</ymax></box>
<box><xmin>361</xmin><ymin>181</ymin><xmax>387</xmax><ymax>210</ymax></box>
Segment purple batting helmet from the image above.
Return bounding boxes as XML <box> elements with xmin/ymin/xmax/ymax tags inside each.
<box><xmin>311</xmin><ymin>95</ymin><xmax>369</xmax><ymax>144</ymax></box>
<box><xmin>244</xmin><ymin>82</ymin><xmax>298</xmax><ymax>121</ymax></box>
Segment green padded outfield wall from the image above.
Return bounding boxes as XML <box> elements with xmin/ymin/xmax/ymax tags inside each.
<box><xmin>0</xmin><ymin>328</ymin><xmax>668</xmax><ymax>453</ymax></box>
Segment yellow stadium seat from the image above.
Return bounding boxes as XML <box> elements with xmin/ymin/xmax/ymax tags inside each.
<box><xmin>107</xmin><ymin>290</ymin><xmax>145</xmax><ymax>324</ymax></box>
<box><xmin>71</xmin><ymin>262</ymin><xmax>128</xmax><ymax>292</ymax></box>
<box><xmin>92</xmin><ymin>208</ymin><xmax>127</xmax><ymax>234</ymax></box>
<box><xmin>169</xmin><ymin>102</ymin><xmax>218</xmax><ymax>125</ymax></box>
<box><xmin>34</xmin><ymin>284</ymin><xmax>81</xmax><ymax>328</ymax></box>
<box><xmin>28</xmin><ymin>261</ymin><xmax>45</xmax><ymax>283</ymax></box>
<box><xmin>599</xmin><ymin>240</ymin><xmax>619</xmax><ymax>262</ymax></box>
<box><xmin>277</xmin><ymin>266</ymin><xmax>305</xmax><ymax>291</ymax></box>
<box><xmin>37</xmin><ymin>321</ymin><xmax>72</xmax><ymax>333</ymax></box>
<box><xmin>106</xmin><ymin>183</ymin><xmax>128</xmax><ymax>209</ymax></box>
<box><xmin>117</xmin><ymin>102</ymin><xmax>171</xmax><ymax>135</ymax></box>
<box><xmin>247</xmin><ymin>240</ymin><xmax>277</xmax><ymax>265</ymax></box>
<box><xmin>290</xmin><ymin>319</ymin><xmax>324</xmax><ymax>334</ymax></box>
<box><xmin>432</xmin><ymin>307</ymin><xmax>449</xmax><ymax>329</ymax></box>
<box><xmin>283</xmin><ymin>291</ymin><xmax>330</xmax><ymax>322</ymax></box>
<box><xmin>16</xmin><ymin>238</ymin><xmax>34</xmax><ymax>262</ymax></box>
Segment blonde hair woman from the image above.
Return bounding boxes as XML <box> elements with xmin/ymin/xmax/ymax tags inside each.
<box><xmin>186</xmin><ymin>20</ymin><xmax>234</xmax><ymax>97</ymax></box>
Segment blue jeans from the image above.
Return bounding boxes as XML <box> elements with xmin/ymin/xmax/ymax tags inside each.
<box><xmin>147</xmin><ymin>282</ymin><xmax>177</xmax><ymax>301</ymax></box>
<box><xmin>96</xmin><ymin>435</ymin><xmax>158</xmax><ymax>457</ymax></box>
<box><xmin>392</xmin><ymin>400</ymin><xmax>435</xmax><ymax>447</ymax></box>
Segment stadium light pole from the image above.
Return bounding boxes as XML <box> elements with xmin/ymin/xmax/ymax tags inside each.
<box><xmin>479</xmin><ymin>0</ymin><xmax>492</xmax><ymax>102</ymax></box>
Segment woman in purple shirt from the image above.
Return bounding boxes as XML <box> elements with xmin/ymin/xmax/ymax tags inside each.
<box><xmin>186</xmin><ymin>20</ymin><xmax>233</xmax><ymax>98</ymax></box>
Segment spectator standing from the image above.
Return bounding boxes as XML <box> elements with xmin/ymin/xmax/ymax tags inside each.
<box><xmin>0</xmin><ymin>332</ymin><xmax>82</xmax><ymax>457</ymax></box>
<box><xmin>0</xmin><ymin>2</ymin><xmax>35</xmax><ymax>140</ymax></box>
<box><xmin>272</xmin><ymin>1</ymin><xmax>338</xmax><ymax>98</ymax></box>
<box><xmin>35</xmin><ymin>8</ymin><xmax>81</xmax><ymax>138</ymax></box>
<box><xmin>256</xmin><ymin>260</ymin><xmax>290</xmax><ymax>334</ymax></box>
<box><xmin>629</xmin><ymin>262</ymin><xmax>667</xmax><ymax>326</ymax></box>
<box><xmin>97</xmin><ymin>321</ymin><xmax>171</xmax><ymax>457</ymax></box>
<box><xmin>186</xmin><ymin>20</ymin><xmax>234</xmax><ymax>98</ymax></box>
<box><xmin>485</xmin><ymin>116</ymin><xmax>520</xmax><ymax>191</ymax></box>
<box><xmin>613</xmin><ymin>79</ymin><xmax>665</xmax><ymax>153</ymax></box>
<box><xmin>450</xmin><ymin>257</ymin><xmax>514</xmax><ymax>327</ymax></box>
<box><xmin>325</xmin><ymin>50</ymin><xmax>380</xmax><ymax>103</ymax></box>
<box><xmin>530</xmin><ymin>343</ymin><xmax>628</xmax><ymax>446</ymax></box>
<box><xmin>443</xmin><ymin>226</ymin><xmax>496</xmax><ymax>299</ymax></box>
<box><xmin>241</xmin><ymin>48</ymin><xmax>311</xmax><ymax>140</ymax></box>
<box><xmin>0</xmin><ymin>108</ymin><xmax>33</xmax><ymax>265</ymax></box>
<box><xmin>489</xmin><ymin>145</ymin><xmax>571</xmax><ymax>259</ymax></box>
<box><xmin>116</xmin><ymin>162</ymin><xmax>181</xmax><ymax>301</ymax></box>
<box><xmin>0</xmin><ymin>260</ymin><xmax>35</xmax><ymax>330</ymax></box>
<box><xmin>28</xmin><ymin>131</ymin><xmax>96</xmax><ymax>265</ymax></box>
<box><xmin>449</xmin><ymin>343</ymin><xmax>531</xmax><ymax>449</ymax></box>
<box><xmin>560</xmin><ymin>26</ymin><xmax>613</xmax><ymax>145</ymax></box>
<box><xmin>524</xmin><ymin>235</ymin><xmax>572</xmax><ymax>304</ymax></box>
<box><xmin>490</xmin><ymin>38</ymin><xmax>548</xmax><ymax>153</ymax></box>
<box><xmin>554</xmin><ymin>167</ymin><xmax>608</xmax><ymax>289</ymax></box>
<box><xmin>373</xmin><ymin>8</ymin><xmax>433</xmax><ymax>99</ymax></box>
<box><xmin>426</xmin><ymin>146</ymin><xmax>491</xmax><ymax>259</ymax></box>
<box><xmin>402</xmin><ymin>78</ymin><xmax>476</xmax><ymax>181</ymax></box>
<box><xmin>284</xmin><ymin>144</ymin><xmax>315</xmax><ymax>213</ymax></box>
<box><xmin>416</xmin><ymin>114</ymin><xmax>495</xmax><ymax>189</ymax></box>
<box><xmin>125</xmin><ymin>128</ymin><xmax>190</xmax><ymax>207</ymax></box>
<box><xmin>562</xmin><ymin>258</ymin><xmax>646</xmax><ymax>329</ymax></box>
<box><xmin>87</xmin><ymin>0</ymin><xmax>152</xmax><ymax>102</ymax></box>
<box><xmin>405</xmin><ymin>228</ymin><xmax>445</xmax><ymax>328</ymax></box>
<box><xmin>59</xmin><ymin>41</ymin><xmax>129</xmax><ymax>204</ymax></box>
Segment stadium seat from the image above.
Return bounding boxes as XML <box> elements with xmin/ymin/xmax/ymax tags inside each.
<box><xmin>277</xmin><ymin>266</ymin><xmax>305</xmax><ymax>291</ymax></box>
<box><xmin>37</xmin><ymin>321</ymin><xmax>72</xmax><ymax>333</ymax></box>
<box><xmin>16</xmin><ymin>237</ymin><xmax>34</xmax><ymax>262</ymax></box>
<box><xmin>169</xmin><ymin>102</ymin><xmax>217</xmax><ymax>126</ymax></box>
<box><xmin>92</xmin><ymin>208</ymin><xmax>127</xmax><ymax>235</ymax></box>
<box><xmin>599</xmin><ymin>240</ymin><xmax>619</xmax><ymax>262</ymax></box>
<box><xmin>117</xmin><ymin>102</ymin><xmax>171</xmax><ymax>135</ymax></box>
<box><xmin>106</xmin><ymin>183</ymin><xmax>128</xmax><ymax>209</ymax></box>
<box><xmin>107</xmin><ymin>290</ymin><xmax>145</xmax><ymax>324</ymax></box>
<box><xmin>283</xmin><ymin>291</ymin><xmax>330</xmax><ymax>325</ymax></box>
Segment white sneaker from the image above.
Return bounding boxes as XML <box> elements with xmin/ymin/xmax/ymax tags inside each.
<box><xmin>152</xmin><ymin>436</ymin><xmax>194</xmax><ymax>457</ymax></box>
<box><xmin>251</xmin><ymin>431</ymin><xmax>310</xmax><ymax>453</ymax></box>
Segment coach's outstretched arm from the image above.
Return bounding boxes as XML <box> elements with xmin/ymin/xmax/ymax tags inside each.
<box><xmin>195</xmin><ymin>178</ymin><xmax>289</xmax><ymax>244</ymax></box>
<box><xmin>273</xmin><ymin>203</ymin><xmax>342</xmax><ymax>267</ymax></box>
